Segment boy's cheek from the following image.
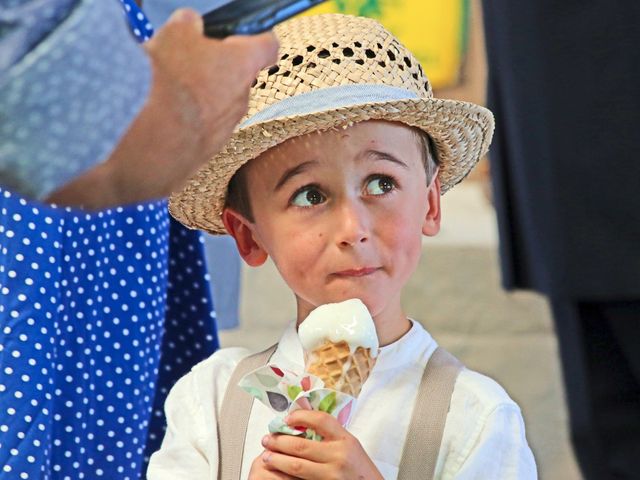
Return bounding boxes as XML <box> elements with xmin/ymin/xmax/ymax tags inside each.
<box><xmin>384</xmin><ymin>221</ymin><xmax>423</xmax><ymax>250</ymax></box>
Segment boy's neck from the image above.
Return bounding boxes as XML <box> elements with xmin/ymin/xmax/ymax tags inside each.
<box><xmin>372</xmin><ymin>306</ymin><xmax>412</xmax><ymax>347</ymax></box>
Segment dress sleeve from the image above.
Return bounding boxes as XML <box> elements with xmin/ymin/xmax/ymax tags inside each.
<box><xmin>0</xmin><ymin>0</ymin><xmax>151</xmax><ymax>199</ymax></box>
<box><xmin>0</xmin><ymin>0</ymin><xmax>80</xmax><ymax>73</ymax></box>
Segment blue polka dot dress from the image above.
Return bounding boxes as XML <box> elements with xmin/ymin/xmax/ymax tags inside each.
<box><xmin>0</xmin><ymin>189</ymin><xmax>219</xmax><ymax>479</ymax></box>
<box><xmin>0</xmin><ymin>2</ymin><xmax>219</xmax><ymax>479</ymax></box>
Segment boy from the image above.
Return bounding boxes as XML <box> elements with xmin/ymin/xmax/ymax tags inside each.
<box><xmin>149</xmin><ymin>14</ymin><xmax>537</xmax><ymax>479</ymax></box>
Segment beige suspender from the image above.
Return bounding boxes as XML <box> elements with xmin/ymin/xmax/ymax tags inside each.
<box><xmin>397</xmin><ymin>347</ymin><xmax>463</xmax><ymax>480</ymax></box>
<box><xmin>218</xmin><ymin>344</ymin><xmax>278</xmax><ymax>480</ymax></box>
<box><xmin>218</xmin><ymin>345</ymin><xmax>462</xmax><ymax>480</ymax></box>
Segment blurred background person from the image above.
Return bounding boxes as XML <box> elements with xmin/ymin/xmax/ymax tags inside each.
<box><xmin>481</xmin><ymin>1</ymin><xmax>640</xmax><ymax>478</ymax></box>
<box><xmin>0</xmin><ymin>0</ymin><xmax>277</xmax><ymax>478</ymax></box>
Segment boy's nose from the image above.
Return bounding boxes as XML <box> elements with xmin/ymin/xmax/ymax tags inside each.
<box><xmin>335</xmin><ymin>200</ymin><xmax>370</xmax><ymax>247</ymax></box>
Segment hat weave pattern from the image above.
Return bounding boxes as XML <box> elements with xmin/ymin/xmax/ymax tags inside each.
<box><xmin>169</xmin><ymin>14</ymin><xmax>494</xmax><ymax>235</ymax></box>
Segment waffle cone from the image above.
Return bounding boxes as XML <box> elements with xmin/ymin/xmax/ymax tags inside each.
<box><xmin>305</xmin><ymin>340</ymin><xmax>376</xmax><ymax>397</ymax></box>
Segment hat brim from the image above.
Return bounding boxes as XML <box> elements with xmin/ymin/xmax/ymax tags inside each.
<box><xmin>169</xmin><ymin>97</ymin><xmax>494</xmax><ymax>235</ymax></box>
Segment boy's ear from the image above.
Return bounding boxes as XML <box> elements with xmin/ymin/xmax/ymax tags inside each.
<box><xmin>422</xmin><ymin>176</ymin><xmax>442</xmax><ymax>237</ymax></box>
<box><xmin>222</xmin><ymin>208</ymin><xmax>268</xmax><ymax>267</ymax></box>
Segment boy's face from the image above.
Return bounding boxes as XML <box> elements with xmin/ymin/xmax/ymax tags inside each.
<box><xmin>223</xmin><ymin>120</ymin><xmax>441</xmax><ymax>323</ymax></box>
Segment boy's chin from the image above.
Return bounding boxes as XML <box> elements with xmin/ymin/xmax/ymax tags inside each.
<box><xmin>297</xmin><ymin>294</ymin><xmax>389</xmax><ymax>318</ymax></box>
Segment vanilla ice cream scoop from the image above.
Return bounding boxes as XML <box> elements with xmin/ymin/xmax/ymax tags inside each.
<box><xmin>298</xmin><ymin>299</ymin><xmax>379</xmax><ymax>397</ymax></box>
<box><xmin>298</xmin><ymin>298</ymin><xmax>379</xmax><ymax>356</ymax></box>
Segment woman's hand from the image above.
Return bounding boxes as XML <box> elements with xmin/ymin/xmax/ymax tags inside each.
<box><xmin>259</xmin><ymin>410</ymin><xmax>383</xmax><ymax>480</ymax></box>
<box><xmin>46</xmin><ymin>8</ymin><xmax>278</xmax><ymax>209</ymax></box>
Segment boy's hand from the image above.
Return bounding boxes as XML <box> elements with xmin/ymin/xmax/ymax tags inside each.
<box><xmin>259</xmin><ymin>410</ymin><xmax>383</xmax><ymax>480</ymax></box>
<box><xmin>249</xmin><ymin>450</ymin><xmax>300</xmax><ymax>479</ymax></box>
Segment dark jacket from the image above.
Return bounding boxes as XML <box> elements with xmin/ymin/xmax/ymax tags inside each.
<box><xmin>482</xmin><ymin>0</ymin><xmax>640</xmax><ymax>298</ymax></box>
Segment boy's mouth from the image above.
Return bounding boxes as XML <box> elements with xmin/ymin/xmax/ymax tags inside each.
<box><xmin>332</xmin><ymin>267</ymin><xmax>380</xmax><ymax>277</ymax></box>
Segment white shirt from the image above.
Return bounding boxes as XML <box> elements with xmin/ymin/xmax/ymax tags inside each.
<box><xmin>147</xmin><ymin>320</ymin><xmax>537</xmax><ymax>479</ymax></box>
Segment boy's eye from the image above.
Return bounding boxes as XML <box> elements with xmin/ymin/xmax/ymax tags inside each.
<box><xmin>291</xmin><ymin>186</ymin><xmax>326</xmax><ymax>207</ymax></box>
<box><xmin>365</xmin><ymin>176</ymin><xmax>396</xmax><ymax>195</ymax></box>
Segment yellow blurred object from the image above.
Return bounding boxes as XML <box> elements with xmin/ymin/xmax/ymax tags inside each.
<box><xmin>307</xmin><ymin>0</ymin><xmax>469</xmax><ymax>89</ymax></box>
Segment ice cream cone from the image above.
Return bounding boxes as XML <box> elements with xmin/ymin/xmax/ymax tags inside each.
<box><xmin>305</xmin><ymin>340</ymin><xmax>376</xmax><ymax>397</ymax></box>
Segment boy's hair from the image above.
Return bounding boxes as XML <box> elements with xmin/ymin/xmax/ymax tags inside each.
<box><xmin>225</xmin><ymin>127</ymin><xmax>440</xmax><ymax>222</ymax></box>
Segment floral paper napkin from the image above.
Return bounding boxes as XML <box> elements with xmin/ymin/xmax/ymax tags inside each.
<box><xmin>239</xmin><ymin>364</ymin><xmax>355</xmax><ymax>441</ymax></box>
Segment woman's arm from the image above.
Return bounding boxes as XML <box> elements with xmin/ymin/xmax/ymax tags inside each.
<box><xmin>46</xmin><ymin>9</ymin><xmax>278</xmax><ymax>209</ymax></box>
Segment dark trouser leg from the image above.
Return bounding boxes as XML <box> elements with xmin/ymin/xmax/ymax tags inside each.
<box><xmin>551</xmin><ymin>300</ymin><xmax>608</xmax><ymax>480</ymax></box>
<box><xmin>551</xmin><ymin>299</ymin><xmax>640</xmax><ymax>480</ymax></box>
<box><xmin>586</xmin><ymin>301</ymin><xmax>640</xmax><ymax>478</ymax></box>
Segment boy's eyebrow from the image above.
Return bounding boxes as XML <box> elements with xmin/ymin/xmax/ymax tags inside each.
<box><xmin>364</xmin><ymin>149</ymin><xmax>409</xmax><ymax>169</ymax></box>
<box><xmin>274</xmin><ymin>160</ymin><xmax>318</xmax><ymax>191</ymax></box>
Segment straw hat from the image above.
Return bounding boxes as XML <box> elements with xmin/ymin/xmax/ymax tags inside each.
<box><xmin>169</xmin><ymin>13</ymin><xmax>494</xmax><ymax>235</ymax></box>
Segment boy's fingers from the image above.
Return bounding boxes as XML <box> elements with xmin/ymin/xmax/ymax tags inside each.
<box><xmin>262</xmin><ymin>434</ymin><xmax>332</xmax><ymax>463</ymax></box>
<box><xmin>262</xmin><ymin>463</ymin><xmax>300</xmax><ymax>480</ymax></box>
<box><xmin>262</xmin><ymin>450</ymin><xmax>326</xmax><ymax>480</ymax></box>
<box><xmin>251</xmin><ymin>450</ymin><xmax>298</xmax><ymax>479</ymax></box>
<box><xmin>284</xmin><ymin>410</ymin><xmax>345</xmax><ymax>440</ymax></box>
<box><xmin>263</xmin><ymin>466</ymin><xmax>300</xmax><ymax>480</ymax></box>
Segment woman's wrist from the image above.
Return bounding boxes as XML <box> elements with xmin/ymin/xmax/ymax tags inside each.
<box><xmin>44</xmin><ymin>161</ymin><xmax>123</xmax><ymax>209</ymax></box>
